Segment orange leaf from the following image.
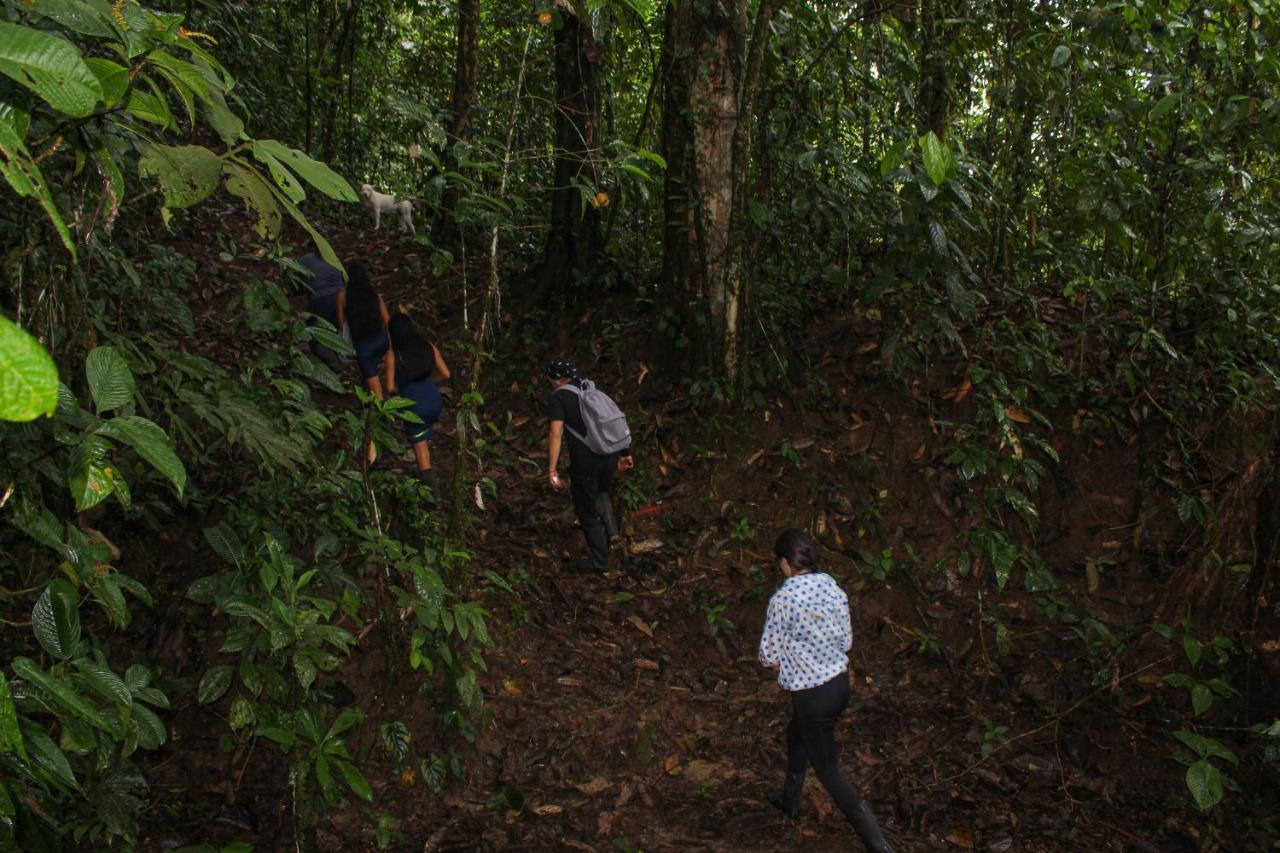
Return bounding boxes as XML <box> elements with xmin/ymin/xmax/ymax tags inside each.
<box><xmin>952</xmin><ymin>377</ymin><xmax>973</xmax><ymax>402</ymax></box>
<box><xmin>1004</xmin><ymin>405</ymin><xmax>1031</xmax><ymax>423</ymax></box>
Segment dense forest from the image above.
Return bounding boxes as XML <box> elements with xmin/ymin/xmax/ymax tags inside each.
<box><xmin>1</xmin><ymin>0</ymin><xmax>1278</xmax><ymax>849</ymax></box>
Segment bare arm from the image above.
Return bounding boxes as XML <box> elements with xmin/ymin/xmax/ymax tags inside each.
<box><xmin>548</xmin><ymin>420</ymin><xmax>565</xmax><ymax>490</ymax></box>
<box><xmin>379</xmin><ymin>297</ymin><xmax>394</xmax><ymax>391</ymax></box>
<box><xmin>431</xmin><ymin>344</ymin><xmax>451</xmax><ymax>382</ymax></box>
<box><xmin>335</xmin><ymin>290</ymin><xmax>346</xmax><ymax>332</ymax></box>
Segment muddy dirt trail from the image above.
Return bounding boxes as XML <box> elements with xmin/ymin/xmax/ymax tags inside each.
<box><xmin>141</xmin><ymin>218</ymin><xmax>1217</xmax><ymax>852</ymax></box>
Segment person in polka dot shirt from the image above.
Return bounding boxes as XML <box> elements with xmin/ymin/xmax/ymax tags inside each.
<box><xmin>759</xmin><ymin>529</ymin><xmax>894</xmax><ymax>852</ymax></box>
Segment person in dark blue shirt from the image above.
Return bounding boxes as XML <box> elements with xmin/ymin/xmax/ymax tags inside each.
<box><xmin>387</xmin><ymin>311</ymin><xmax>450</xmax><ymax>504</ymax></box>
<box><xmin>295</xmin><ymin>252</ymin><xmax>346</xmax><ymax>373</ymax></box>
<box><xmin>336</xmin><ymin>261</ymin><xmax>393</xmax><ymax>399</ymax></box>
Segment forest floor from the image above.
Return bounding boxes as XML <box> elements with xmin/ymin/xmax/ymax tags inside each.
<box><xmin>134</xmin><ymin>212</ymin><xmax>1268</xmax><ymax>852</ymax></box>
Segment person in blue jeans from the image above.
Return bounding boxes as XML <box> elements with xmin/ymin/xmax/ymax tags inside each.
<box><xmin>336</xmin><ymin>261</ymin><xmax>393</xmax><ymax>399</ymax></box>
<box><xmin>759</xmin><ymin>529</ymin><xmax>894</xmax><ymax>852</ymax></box>
<box><xmin>387</xmin><ymin>311</ymin><xmax>450</xmax><ymax>502</ymax></box>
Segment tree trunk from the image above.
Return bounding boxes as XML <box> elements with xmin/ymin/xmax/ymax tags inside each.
<box><xmin>539</xmin><ymin>6</ymin><xmax>604</xmax><ymax>300</ymax></box>
<box><xmin>660</xmin><ymin>0</ymin><xmax>778</xmax><ymax>377</ymax></box>
<box><xmin>437</xmin><ymin>0</ymin><xmax>480</xmax><ymax>242</ymax></box>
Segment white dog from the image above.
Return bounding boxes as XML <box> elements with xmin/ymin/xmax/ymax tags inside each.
<box><xmin>359</xmin><ymin>184</ymin><xmax>415</xmax><ymax>234</ymax></box>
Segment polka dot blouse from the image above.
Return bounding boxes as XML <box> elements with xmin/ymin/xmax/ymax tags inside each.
<box><xmin>758</xmin><ymin>572</ymin><xmax>852</xmax><ymax>691</ymax></box>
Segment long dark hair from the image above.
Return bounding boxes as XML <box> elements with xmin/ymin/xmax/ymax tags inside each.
<box><xmin>388</xmin><ymin>313</ymin><xmax>435</xmax><ymax>383</ymax></box>
<box><xmin>344</xmin><ymin>261</ymin><xmax>382</xmax><ymax>341</ymax></box>
<box><xmin>774</xmin><ymin>529</ymin><xmax>819</xmax><ymax>572</ymax></box>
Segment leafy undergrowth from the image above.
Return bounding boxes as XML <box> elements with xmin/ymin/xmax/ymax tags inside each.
<box><xmin>125</xmin><ymin>211</ymin><xmax>1276</xmax><ymax>852</ymax></box>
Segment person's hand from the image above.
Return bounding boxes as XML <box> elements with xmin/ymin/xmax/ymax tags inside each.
<box><xmin>618</xmin><ymin>455</ymin><xmax>635</xmax><ymax>472</ymax></box>
<box><xmin>549</xmin><ymin>469</ymin><xmax>566</xmax><ymax>491</ymax></box>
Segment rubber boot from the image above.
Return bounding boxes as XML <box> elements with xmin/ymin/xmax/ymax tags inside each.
<box><xmin>847</xmin><ymin>800</ymin><xmax>894</xmax><ymax>853</ymax></box>
<box><xmin>767</xmin><ymin>770</ymin><xmax>804</xmax><ymax>820</ymax></box>
<box><xmin>417</xmin><ymin>468</ymin><xmax>439</xmax><ymax>509</ymax></box>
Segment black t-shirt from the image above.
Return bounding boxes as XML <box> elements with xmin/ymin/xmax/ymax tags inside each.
<box><xmin>549</xmin><ymin>384</ymin><xmax>590</xmax><ymax>458</ymax></box>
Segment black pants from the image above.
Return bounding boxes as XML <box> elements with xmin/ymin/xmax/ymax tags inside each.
<box><xmin>569</xmin><ymin>450</ymin><xmax>619</xmax><ymax>570</ymax></box>
<box><xmin>786</xmin><ymin>672</ymin><xmax>868</xmax><ymax>823</ymax></box>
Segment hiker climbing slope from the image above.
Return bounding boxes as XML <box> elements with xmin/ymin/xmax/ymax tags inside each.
<box><xmin>760</xmin><ymin>529</ymin><xmax>895</xmax><ymax>852</ymax></box>
<box><xmin>545</xmin><ymin>360</ymin><xmax>633</xmax><ymax>573</ymax></box>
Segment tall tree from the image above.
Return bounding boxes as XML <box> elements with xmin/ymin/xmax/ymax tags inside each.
<box><xmin>661</xmin><ymin>0</ymin><xmax>779</xmax><ymax>376</ymax></box>
<box><xmin>438</xmin><ymin>0</ymin><xmax>481</xmax><ymax>241</ymax></box>
<box><xmin>540</xmin><ymin>3</ymin><xmax>605</xmax><ymax>298</ymax></box>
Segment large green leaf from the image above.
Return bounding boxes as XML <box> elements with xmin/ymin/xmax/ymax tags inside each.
<box><xmin>85</xmin><ymin>345</ymin><xmax>135</xmax><ymax>412</ymax></box>
<box><xmin>138</xmin><ymin>143</ymin><xmax>222</xmax><ymax>209</ymax></box>
<box><xmin>0</xmin><ymin>21</ymin><xmax>102</xmax><ymax>117</ymax></box>
<box><xmin>0</xmin><ymin>314</ymin><xmax>58</xmax><ymax>422</ymax></box>
<box><xmin>132</xmin><ymin>703</ymin><xmax>167</xmax><ymax>749</ymax></box>
<box><xmin>223</xmin><ymin>162</ymin><xmax>282</xmax><ymax>238</ymax></box>
<box><xmin>336</xmin><ymin>759</ymin><xmax>373</xmax><ymax>802</ymax></box>
<box><xmin>254</xmin><ymin>140</ymin><xmax>357</xmax><ymax>202</ymax></box>
<box><xmin>98</xmin><ymin>415</ymin><xmax>186</xmax><ymax>496</ymax></box>
<box><xmin>0</xmin><ymin>674</ymin><xmax>25</xmax><ymax>759</ymax></box>
<box><xmin>1185</xmin><ymin>759</ymin><xmax>1223</xmax><ymax>811</ymax></box>
<box><xmin>200</xmin><ymin>81</ymin><xmax>245</xmax><ymax>145</ymax></box>
<box><xmin>24</xmin><ymin>728</ymin><xmax>80</xmax><ymax>791</ymax></box>
<box><xmin>84</xmin><ymin>57</ymin><xmax>129</xmax><ymax>108</ymax></box>
<box><xmin>74</xmin><ymin>659</ymin><xmax>132</xmax><ymax>709</ymax></box>
<box><xmin>11</xmin><ymin>657</ymin><xmax>113</xmax><ymax>735</ymax></box>
<box><xmin>125</xmin><ymin>85</ymin><xmax>173</xmax><ymax>128</ymax></box>
<box><xmin>919</xmin><ymin>131</ymin><xmax>951</xmax><ymax>187</ymax></box>
<box><xmin>68</xmin><ymin>434</ymin><xmax>115</xmax><ymax>512</ymax></box>
<box><xmin>26</xmin><ymin>0</ymin><xmax>115</xmax><ymax>38</ymax></box>
<box><xmin>251</xmin><ymin>145</ymin><xmax>306</xmax><ymax>203</ymax></box>
<box><xmin>197</xmin><ymin>665</ymin><xmax>233</xmax><ymax>705</ymax></box>
<box><xmin>32</xmin><ymin>578</ymin><xmax>81</xmax><ymax>660</ymax></box>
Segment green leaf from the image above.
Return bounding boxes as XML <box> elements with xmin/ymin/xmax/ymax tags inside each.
<box><xmin>251</xmin><ymin>145</ymin><xmax>305</xmax><ymax>203</ymax></box>
<box><xmin>928</xmin><ymin>220</ymin><xmax>948</xmax><ymax>255</ymax></box>
<box><xmin>330</xmin><ymin>707</ymin><xmax>364</xmax><ymax>738</ymax></box>
<box><xmin>0</xmin><ymin>21</ymin><xmax>103</xmax><ymax>117</ymax></box>
<box><xmin>0</xmin><ymin>314</ymin><xmax>58</xmax><ymax>421</ymax></box>
<box><xmin>1191</xmin><ymin>683</ymin><xmax>1212</xmax><ymax>716</ymax></box>
<box><xmin>85</xmin><ymin>345</ymin><xmax>135</xmax><ymax>412</ymax></box>
<box><xmin>98</xmin><ymin>415</ymin><xmax>186</xmax><ymax>496</ymax></box>
<box><xmin>1185</xmin><ymin>759</ymin><xmax>1223</xmax><ymax>811</ymax></box>
<box><xmin>203</xmin><ymin>522</ymin><xmax>244</xmax><ymax>567</ymax></box>
<box><xmin>200</xmin><ymin>84</ymin><xmax>245</xmax><ymax>145</ymax></box>
<box><xmin>254</xmin><ymin>140</ymin><xmax>357</xmax><ymax>202</ymax></box>
<box><xmin>223</xmin><ymin>162</ymin><xmax>282</xmax><ymax>239</ymax></box>
<box><xmin>919</xmin><ymin>131</ymin><xmax>950</xmax><ymax>187</ymax></box>
<box><xmin>90</xmin><ymin>573</ymin><xmax>130</xmax><ymax>628</ymax></box>
<box><xmin>27</xmin><ymin>0</ymin><xmax>115</xmax><ymax>38</ymax></box>
<box><xmin>25</xmin><ymin>729</ymin><xmax>80</xmax><ymax>791</ymax></box>
<box><xmin>337</xmin><ymin>760</ymin><xmax>374</xmax><ymax>802</ymax></box>
<box><xmin>84</xmin><ymin>58</ymin><xmax>129</xmax><ymax>108</ymax></box>
<box><xmin>11</xmin><ymin>657</ymin><xmax>113</xmax><ymax>735</ymax></box>
<box><xmin>138</xmin><ymin>143</ymin><xmax>223</xmax><ymax>209</ymax></box>
<box><xmin>132</xmin><ymin>703</ymin><xmax>167</xmax><ymax>749</ymax></box>
<box><xmin>229</xmin><ymin>695</ymin><xmax>254</xmax><ymax>730</ymax></box>
<box><xmin>197</xmin><ymin>665</ymin><xmax>234</xmax><ymax>705</ymax></box>
<box><xmin>314</xmin><ymin>753</ymin><xmax>336</xmax><ymax>803</ymax></box>
<box><xmin>0</xmin><ymin>674</ymin><xmax>26</xmax><ymax>759</ymax></box>
<box><xmin>125</xmin><ymin>86</ymin><xmax>173</xmax><ymax>128</ymax></box>
<box><xmin>1151</xmin><ymin>92</ymin><xmax>1181</xmax><ymax>121</ymax></box>
<box><xmin>1050</xmin><ymin>44</ymin><xmax>1070</xmax><ymax>68</ymax></box>
<box><xmin>1183</xmin><ymin>635</ymin><xmax>1203</xmax><ymax>666</ymax></box>
<box><xmin>32</xmin><ymin>578</ymin><xmax>82</xmax><ymax>660</ymax></box>
<box><xmin>0</xmin><ymin>103</ymin><xmax>76</xmax><ymax>255</ymax></box>
<box><xmin>74</xmin><ymin>659</ymin><xmax>132</xmax><ymax>709</ymax></box>
<box><xmin>879</xmin><ymin>139</ymin><xmax>909</xmax><ymax>177</ymax></box>
<box><xmin>68</xmin><ymin>435</ymin><xmax>115</xmax><ymax>512</ymax></box>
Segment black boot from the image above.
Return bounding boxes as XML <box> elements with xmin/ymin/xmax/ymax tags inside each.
<box><xmin>847</xmin><ymin>800</ymin><xmax>894</xmax><ymax>853</ymax></box>
<box><xmin>416</xmin><ymin>468</ymin><xmax>439</xmax><ymax>508</ymax></box>
<box><xmin>767</xmin><ymin>770</ymin><xmax>805</xmax><ymax>820</ymax></box>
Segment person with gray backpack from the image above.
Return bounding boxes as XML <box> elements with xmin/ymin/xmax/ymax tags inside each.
<box><xmin>545</xmin><ymin>360</ymin><xmax>633</xmax><ymax>573</ymax></box>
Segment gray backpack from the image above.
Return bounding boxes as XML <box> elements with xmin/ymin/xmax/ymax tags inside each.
<box><xmin>560</xmin><ymin>380</ymin><xmax>631</xmax><ymax>455</ymax></box>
